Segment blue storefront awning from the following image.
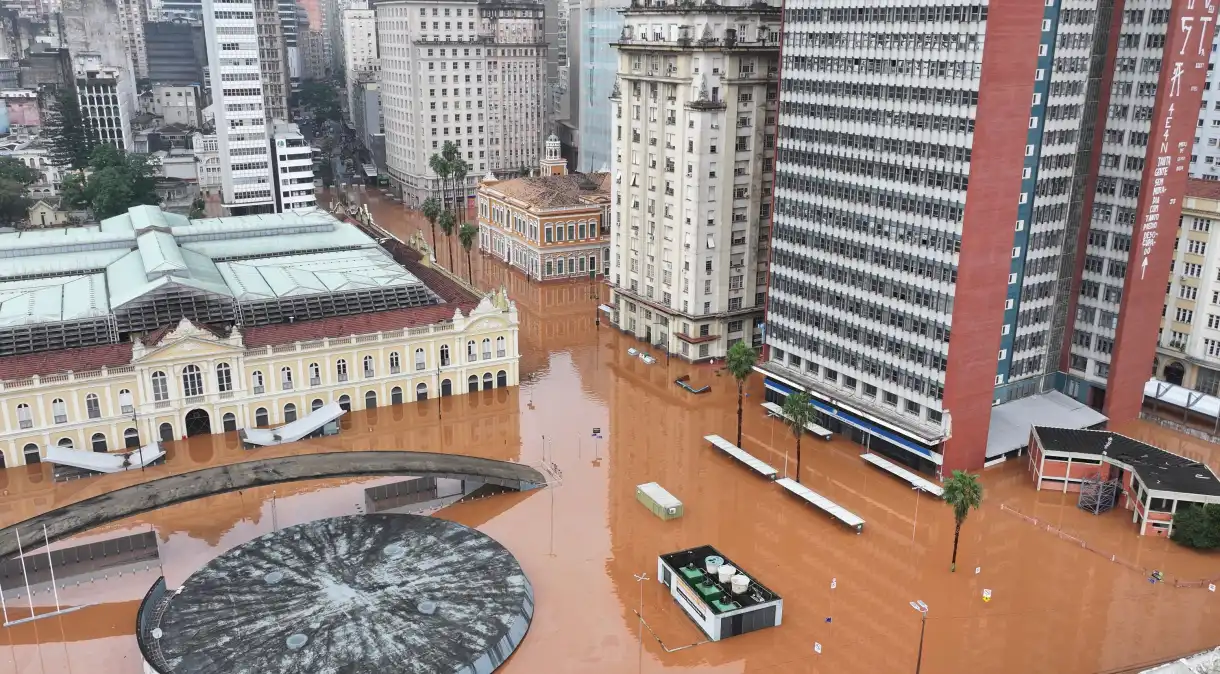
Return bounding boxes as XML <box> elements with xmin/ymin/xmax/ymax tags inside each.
<box><xmin>764</xmin><ymin>378</ymin><xmax>942</xmax><ymax>464</ymax></box>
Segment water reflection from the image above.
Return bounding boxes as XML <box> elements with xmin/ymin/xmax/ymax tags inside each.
<box><xmin>0</xmin><ymin>190</ymin><xmax>1217</xmax><ymax>673</ymax></box>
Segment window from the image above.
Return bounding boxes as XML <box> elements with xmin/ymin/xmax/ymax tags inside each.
<box><xmin>440</xmin><ymin>344</ymin><xmax>451</xmax><ymax>366</ymax></box>
<box><xmin>52</xmin><ymin>398</ymin><xmax>67</xmax><ymax>424</ymax></box>
<box><xmin>16</xmin><ymin>403</ymin><xmax>33</xmax><ymax>429</ymax></box>
<box><xmin>365</xmin><ymin>390</ymin><xmax>378</xmax><ymax>409</ymax></box>
<box><xmin>309</xmin><ymin>362</ymin><xmax>321</xmax><ymax>385</ymax></box>
<box><xmin>284</xmin><ymin>403</ymin><xmax>297</xmax><ymax>423</ymax></box>
<box><xmin>336</xmin><ymin>359</ymin><xmax>349</xmax><ymax>382</ymax></box>
<box><xmin>182</xmin><ymin>365</ymin><xmax>204</xmax><ymax>397</ymax></box>
<box><xmin>152</xmin><ymin>371</ymin><xmax>170</xmax><ymax>401</ymax></box>
<box><xmin>124</xmin><ymin>427</ymin><xmax>140</xmax><ymax>448</ymax></box>
<box><xmin>415</xmin><ymin>348</ymin><xmax>426</xmax><ymax>371</ymax></box>
<box><xmin>363</xmin><ymin>355</ymin><xmax>375</xmax><ymax>378</ymax></box>
<box><xmin>119</xmin><ymin>389</ymin><xmax>134</xmax><ymax>414</ymax></box>
<box><xmin>255</xmin><ymin>407</ymin><xmax>269</xmax><ymax>426</ymax></box>
<box><xmin>281</xmin><ymin>367</ymin><xmax>294</xmax><ymax>390</ymax></box>
<box><xmin>496</xmin><ymin>336</ymin><xmax>506</xmax><ymax>357</ymax></box>
<box><xmin>468</xmin><ymin>340</ymin><xmax>478</xmax><ymax>360</ymax></box>
<box><xmin>82</xmin><ymin>393</ymin><xmax>101</xmax><ymax>420</ymax></box>
<box><xmin>482</xmin><ymin>338</ymin><xmax>492</xmax><ymax>359</ymax></box>
<box><xmin>390</xmin><ymin>351</ymin><xmax>402</xmax><ymax>374</ymax></box>
<box><xmin>217</xmin><ymin>363</ymin><xmax>233</xmax><ymax>392</ymax></box>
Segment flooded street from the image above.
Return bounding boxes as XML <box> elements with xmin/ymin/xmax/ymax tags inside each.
<box><xmin>1</xmin><ymin>188</ymin><xmax>1219</xmax><ymax>673</ymax></box>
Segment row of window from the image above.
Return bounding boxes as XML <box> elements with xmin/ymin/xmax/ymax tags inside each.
<box><xmin>13</xmin><ymin>391</ymin><xmax>135</xmax><ymax>429</ymax></box>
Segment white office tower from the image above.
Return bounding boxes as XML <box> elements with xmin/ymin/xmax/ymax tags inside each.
<box><xmin>342</xmin><ymin>2</ymin><xmax>377</xmax><ymax>118</ymax></box>
<box><xmin>1193</xmin><ymin>27</ymin><xmax>1220</xmax><ymax>179</ymax></box>
<box><xmin>202</xmin><ymin>0</ymin><xmax>276</xmax><ymax>213</ymax></box>
<box><xmin>73</xmin><ymin>53</ymin><xmax>137</xmax><ymax>152</ymax></box>
<box><xmin>272</xmin><ymin>121</ymin><xmax>318</xmax><ymax>211</ymax></box>
<box><xmin>377</xmin><ymin>0</ymin><xmax>547</xmax><ymax>207</ymax></box>
<box><xmin>605</xmin><ymin>0</ymin><xmax>779</xmax><ymax>360</ymax></box>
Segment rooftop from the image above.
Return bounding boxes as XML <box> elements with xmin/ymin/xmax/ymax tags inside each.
<box><xmin>484</xmin><ymin>172</ymin><xmax>611</xmax><ymax>211</ymax></box>
<box><xmin>1186</xmin><ymin>178</ymin><xmax>1220</xmax><ymax>202</ymax></box>
<box><xmin>1033</xmin><ymin>427</ymin><xmax>1220</xmax><ymax>498</ymax></box>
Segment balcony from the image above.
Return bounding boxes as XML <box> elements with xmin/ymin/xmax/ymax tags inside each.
<box><xmin>155</xmin><ymin>400</ymin><xmax>172</xmax><ymax>410</ymax></box>
<box><xmin>185</xmin><ymin>395</ymin><xmax>205</xmax><ymax>405</ymax></box>
<box><xmin>54</xmin><ymin>414</ymin><xmax>67</xmax><ymax>424</ymax></box>
<box><xmin>338</xmin><ymin>373</ymin><xmax>349</xmax><ymax>383</ymax></box>
<box><xmin>253</xmin><ymin>385</ymin><xmax>265</xmax><ymax>394</ymax></box>
<box><xmin>311</xmin><ymin>377</ymin><xmax>322</xmax><ymax>386</ymax></box>
<box><xmin>281</xmin><ymin>382</ymin><xmax>294</xmax><ymax>391</ymax></box>
<box><xmin>19</xmin><ymin>419</ymin><xmax>32</xmax><ymax>429</ymax></box>
<box><xmin>121</xmin><ymin>405</ymin><xmax>134</xmax><ymax>414</ymax></box>
<box><xmin>363</xmin><ymin>370</ymin><xmax>375</xmax><ymax>379</ymax></box>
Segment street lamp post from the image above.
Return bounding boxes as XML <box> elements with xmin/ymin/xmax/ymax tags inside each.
<box><xmin>909</xmin><ymin>600</ymin><xmax>928</xmax><ymax>674</ymax></box>
<box><xmin>634</xmin><ymin>572</ymin><xmax>649</xmax><ymax>672</ymax></box>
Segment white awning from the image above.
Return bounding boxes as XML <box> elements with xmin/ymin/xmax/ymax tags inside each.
<box><xmin>986</xmin><ymin>390</ymin><xmax>1107</xmax><ymax>459</ymax></box>
<box><xmin>597</xmin><ymin>303</ymin><xmax>614</xmax><ymax>314</ymax></box>
<box><xmin>240</xmin><ymin>402</ymin><xmax>346</xmax><ymax>446</ymax></box>
<box><xmin>1144</xmin><ymin>378</ymin><xmax>1220</xmax><ymax>417</ymax></box>
<box><xmin>45</xmin><ymin>442</ymin><xmax>164</xmax><ymax>473</ymax></box>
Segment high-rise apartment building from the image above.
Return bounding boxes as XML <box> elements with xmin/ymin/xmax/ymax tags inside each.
<box><xmin>271</xmin><ymin>121</ymin><xmax>318</xmax><ymax>210</ymax></box>
<box><xmin>761</xmin><ymin>0</ymin><xmax>1217</xmax><ymax>475</ymax></box>
<box><xmin>341</xmin><ymin>3</ymin><xmax>377</xmax><ymax>118</ymax></box>
<box><xmin>73</xmin><ymin>52</ymin><xmax>136</xmax><ymax>151</ymax></box>
<box><xmin>1191</xmin><ymin>31</ymin><xmax>1220</xmax><ymax>180</ymax></box>
<box><xmin>377</xmin><ymin>0</ymin><xmax>547</xmax><ymax>207</ymax></box>
<box><xmin>576</xmin><ymin>0</ymin><xmax>626</xmax><ymax>173</ymax></box>
<box><xmin>144</xmin><ymin>20</ymin><xmax>207</xmax><ymax>87</ymax></box>
<box><xmin>203</xmin><ymin>0</ymin><xmax>309</xmax><ymax>214</ymax></box>
<box><xmin>605</xmin><ymin>0</ymin><xmax>779</xmax><ymax>362</ymax></box>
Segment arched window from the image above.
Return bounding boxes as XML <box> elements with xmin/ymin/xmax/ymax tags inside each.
<box><xmin>391</xmin><ymin>386</ymin><xmax>403</xmax><ymax>405</ymax></box>
<box><xmin>482</xmin><ymin>372</ymin><xmax>493</xmax><ymax>391</ymax></box>
<box><xmin>57</xmin><ymin>437</ymin><xmax>74</xmax><ymax>449</ymax></box>
<box><xmin>51</xmin><ymin>398</ymin><xmax>67</xmax><ymax>424</ymax></box>
<box><xmin>309</xmin><ymin>362</ymin><xmax>321</xmax><ymax>385</ymax></box>
<box><xmin>365</xmin><ymin>390</ymin><xmax>377</xmax><ymax>409</ymax></box>
<box><xmin>222</xmin><ymin>413</ymin><xmax>237</xmax><ymax>432</ymax></box>
<box><xmin>481</xmin><ymin>339</ymin><xmax>491</xmax><ymax>359</ymax></box>
<box><xmin>182</xmin><ymin>364</ymin><xmax>204</xmax><ymax>397</ymax></box>
<box><xmin>23</xmin><ymin>443</ymin><xmax>40</xmax><ymax>464</ymax></box>
<box><xmin>557</xmin><ymin>257</ymin><xmax>565</xmax><ymax>275</ymax></box>
<box><xmin>414</xmin><ymin>348</ymin><xmax>425</xmax><ymax>371</ymax></box>
<box><xmin>468</xmin><ymin>375</ymin><xmax>479</xmax><ymax>393</ymax></box>
<box><xmin>91</xmin><ymin>433</ymin><xmax>107</xmax><ymax>452</ymax></box>
<box><xmin>151</xmin><ymin>371</ymin><xmax>170</xmax><ymax>401</ymax></box>
<box><xmin>467</xmin><ymin>340</ymin><xmax>477</xmax><ymax>360</ymax></box>
<box><xmin>441</xmin><ymin>379</ymin><xmax>452</xmax><ymax>396</ymax></box>
<box><xmin>390</xmin><ymin>351</ymin><xmax>401</xmax><ymax>373</ymax></box>
<box><xmin>118</xmin><ymin>389</ymin><xmax>134</xmax><ymax>414</ymax></box>
<box><xmin>159</xmin><ymin>423</ymin><xmax>174</xmax><ymax>442</ymax></box>
<box><xmin>284</xmin><ymin>403</ymin><xmax>297</xmax><ymax>423</ymax></box>
<box><xmin>255</xmin><ymin>408</ymin><xmax>269</xmax><ymax>427</ymax></box>
<box><xmin>336</xmin><ymin>359</ymin><xmax>349</xmax><ymax>382</ymax></box>
<box><xmin>85</xmin><ymin>393</ymin><xmax>101</xmax><ymax>419</ymax></box>
<box><xmin>280</xmin><ymin>367</ymin><xmax>293</xmax><ymax>390</ymax></box>
<box><xmin>16</xmin><ymin>403</ymin><xmax>32</xmax><ymax>429</ymax></box>
<box><xmin>123</xmin><ymin>427</ymin><xmax>140</xmax><ymax>448</ymax></box>
<box><xmin>337</xmin><ymin>394</ymin><xmax>351</xmax><ymax>411</ymax></box>
<box><xmin>312</xmin><ymin>399</ymin><xmax>325</xmax><ymax>412</ymax></box>
<box><xmin>497</xmin><ymin>370</ymin><xmax>508</xmax><ymax>388</ymax></box>
<box><xmin>251</xmin><ymin>370</ymin><xmax>265</xmax><ymax>393</ymax></box>
<box><xmin>496</xmin><ymin>336</ymin><xmax>506</xmax><ymax>358</ymax></box>
<box><xmin>440</xmin><ymin>344</ymin><xmax>451</xmax><ymax>366</ymax></box>
<box><xmin>216</xmin><ymin>363</ymin><xmax>233</xmax><ymax>392</ymax></box>
<box><xmin>363</xmin><ymin>355</ymin><xmax>375</xmax><ymax>378</ymax></box>
<box><xmin>416</xmin><ymin>383</ymin><xmax>428</xmax><ymax>400</ymax></box>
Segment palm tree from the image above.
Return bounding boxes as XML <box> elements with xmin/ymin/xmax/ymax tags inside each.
<box><xmin>725</xmin><ymin>341</ymin><xmax>758</xmax><ymax>448</ymax></box>
<box><xmin>780</xmin><ymin>392</ymin><xmax>815</xmax><ymax>483</ymax></box>
<box><xmin>437</xmin><ymin>209</ymin><xmax>457</xmax><ymax>268</ymax></box>
<box><xmin>421</xmin><ymin>197</ymin><xmax>442</xmax><ymax>250</ymax></box>
<box><xmin>441</xmin><ymin>141</ymin><xmax>461</xmax><ymax>209</ymax></box>
<box><xmin>429</xmin><ymin>152</ymin><xmax>452</xmax><ymax>212</ymax></box>
<box><xmin>459</xmin><ymin>222</ymin><xmax>478</xmax><ymax>283</ymax></box>
<box><xmin>942</xmin><ymin>470</ymin><xmax>984</xmax><ymax>572</ymax></box>
<box><xmin>451</xmin><ymin>160</ymin><xmax>469</xmax><ymax>222</ymax></box>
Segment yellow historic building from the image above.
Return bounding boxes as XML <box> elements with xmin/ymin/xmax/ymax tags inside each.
<box><xmin>0</xmin><ymin>204</ymin><xmax>521</xmax><ymax>469</ymax></box>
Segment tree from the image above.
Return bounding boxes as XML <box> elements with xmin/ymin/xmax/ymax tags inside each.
<box><xmin>429</xmin><ymin>152</ymin><xmax>452</xmax><ymax>212</ymax></box>
<box><xmin>437</xmin><ymin>209</ymin><xmax>456</xmax><ymax>268</ymax></box>
<box><xmin>942</xmin><ymin>470</ymin><xmax>984</xmax><ymax>572</ymax></box>
<box><xmin>725</xmin><ymin>341</ymin><xmax>758</xmax><ymax>449</ymax></box>
<box><xmin>0</xmin><ymin>156</ymin><xmax>41</xmax><ymax>225</ymax></box>
<box><xmin>421</xmin><ymin>197</ymin><xmax>442</xmax><ymax>250</ymax></box>
<box><xmin>1171</xmin><ymin>503</ymin><xmax>1220</xmax><ymax>549</ymax></box>
<box><xmin>459</xmin><ymin>222</ymin><xmax>478</xmax><ymax>283</ymax></box>
<box><xmin>780</xmin><ymin>392</ymin><xmax>815</xmax><ymax>483</ymax></box>
<box><xmin>61</xmin><ymin>145</ymin><xmax>161</xmax><ymax>219</ymax></box>
<box><xmin>188</xmin><ymin>196</ymin><xmax>206</xmax><ymax>219</ymax></box>
<box><xmin>42</xmin><ymin>88</ymin><xmax>95</xmax><ymax>169</ymax></box>
<box><xmin>451</xmin><ymin>158</ymin><xmax>469</xmax><ymax>221</ymax></box>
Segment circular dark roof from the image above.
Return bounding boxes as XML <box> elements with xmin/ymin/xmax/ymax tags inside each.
<box><xmin>153</xmin><ymin>514</ymin><xmax>533</xmax><ymax>674</ymax></box>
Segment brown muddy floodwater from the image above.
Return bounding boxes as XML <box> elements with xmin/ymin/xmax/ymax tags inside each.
<box><xmin>2</xmin><ymin>187</ymin><xmax>1219</xmax><ymax>674</ymax></box>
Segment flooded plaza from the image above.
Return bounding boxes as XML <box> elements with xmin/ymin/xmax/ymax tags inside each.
<box><xmin>0</xmin><ymin>188</ymin><xmax>1218</xmax><ymax>674</ymax></box>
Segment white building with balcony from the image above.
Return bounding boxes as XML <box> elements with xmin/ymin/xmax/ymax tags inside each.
<box><xmin>271</xmin><ymin>121</ymin><xmax>317</xmax><ymax>210</ymax></box>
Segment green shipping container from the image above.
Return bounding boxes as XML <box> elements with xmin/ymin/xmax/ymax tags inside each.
<box><xmin>636</xmin><ymin>482</ymin><xmax>683</xmax><ymax>521</ymax></box>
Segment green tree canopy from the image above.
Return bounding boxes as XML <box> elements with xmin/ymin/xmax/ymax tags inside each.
<box><xmin>42</xmin><ymin>88</ymin><xmax>95</xmax><ymax>169</ymax></box>
<box><xmin>61</xmin><ymin>145</ymin><xmax>161</xmax><ymax>219</ymax></box>
<box><xmin>1171</xmin><ymin>503</ymin><xmax>1220</xmax><ymax>549</ymax></box>
<box><xmin>942</xmin><ymin>470</ymin><xmax>984</xmax><ymax>572</ymax></box>
<box><xmin>725</xmin><ymin>341</ymin><xmax>758</xmax><ymax>448</ymax></box>
<box><xmin>780</xmin><ymin>391</ymin><xmax>815</xmax><ymax>483</ymax></box>
<box><xmin>0</xmin><ymin>156</ymin><xmax>41</xmax><ymax>225</ymax></box>
<box><xmin>459</xmin><ymin>222</ymin><xmax>478</xmax><ymax>283</ymax></box>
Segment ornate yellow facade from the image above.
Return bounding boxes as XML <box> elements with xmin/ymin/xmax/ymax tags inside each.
<box><xmin>0</xmin><ymin>297</ymin><xmax>520</xmax><ymax>468</ymax></box>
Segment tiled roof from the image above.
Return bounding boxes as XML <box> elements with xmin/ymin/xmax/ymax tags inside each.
<box><xmin>242</xmin><ymin>301</ymin><xmax>478</xmax><ymax>348</ymax></box>
<box><xmin>1034</xmin><ymin>427</ymin><xmax>1220</xmax><ymax>497</ymax></box>
<box><xmin>0</xmin><ymin>342</ymin><xmax>133</xmax><ymax>380</ymax></box>
<box><xmin>486</xmin><ymin>172</ymin><xmax>611</xmax><ymax>210</ymax></box>
<box><xmin>1187</xmin><ymin>178</ymin><xmax>1220</xmax><ymax>202</ymax></box>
